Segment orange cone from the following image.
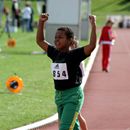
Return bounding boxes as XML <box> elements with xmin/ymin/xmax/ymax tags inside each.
<box><xmin>7</xmin><ymin>38</ymin><xmax>16</xmax><ymax>47</ymax></box>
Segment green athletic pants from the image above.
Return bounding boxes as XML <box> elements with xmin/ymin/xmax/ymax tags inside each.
<box><xmin>55</xmin><ymin>86</ymin><xmax>84</xmax><ymax>130</ymax></box>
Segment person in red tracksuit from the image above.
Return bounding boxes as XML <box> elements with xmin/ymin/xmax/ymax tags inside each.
<box><xmin>99</xmin><ymin>19</ymin><xmax>116</xmax><ymax>72</ymax></box>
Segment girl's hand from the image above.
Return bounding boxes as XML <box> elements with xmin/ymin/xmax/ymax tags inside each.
<box><xmin>89</xmin><ymin>15</ymin><xmax>96</xmax><ymax>25</ymax></box>
<box><xmin>39</xmin><ymin>13</ymin><xmax>49</xmax><ymax>22</ymax></box>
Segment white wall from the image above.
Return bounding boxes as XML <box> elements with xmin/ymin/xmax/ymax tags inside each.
<box><xmin>47</xmin><ymin>0</ymin><xmax>81</xmax><ymax>25</ymax></box>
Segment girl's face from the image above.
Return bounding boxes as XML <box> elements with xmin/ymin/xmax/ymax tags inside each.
<box><xmin>54</xmin><ymin>30</ymin><xmax>71</xmax><ymax>52</ymax></box>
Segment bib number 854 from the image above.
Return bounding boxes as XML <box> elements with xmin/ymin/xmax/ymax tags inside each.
<box><xmin>53</xmin><ymin>70</ymin><xmax>67</xmax><ymax>79</ymax></box>
<box><xmin>51</xmin><ymin>63</ymin><xmax>69</xmax><ymax>80</ymax></box>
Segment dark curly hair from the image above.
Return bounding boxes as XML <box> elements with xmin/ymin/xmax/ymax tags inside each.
<box><xmin>57</xmin><ymin>27</ymin><xmax>74</xmax><ymax>39</ymax></box>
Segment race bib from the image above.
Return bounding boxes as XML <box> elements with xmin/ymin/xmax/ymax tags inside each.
<box><xmin>51</xmin><ymin>63</ymin><xmax>69</xmax><ymax>80</ymax></box>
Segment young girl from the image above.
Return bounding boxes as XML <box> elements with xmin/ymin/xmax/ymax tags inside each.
<box><xmin>99</xmin><ymin>19</ymin><xmax>116</xmax><ymax>72</ymax></box>
<box><xmin>36</xmin><ymin>13</ymin><xmax>96</xmax><ymax>130</ymax></box>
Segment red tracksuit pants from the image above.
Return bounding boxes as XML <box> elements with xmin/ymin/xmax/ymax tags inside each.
<box><xmin>102</xmin><ymin>44</ymin><xmax>112</xmax><ymax>70</ymax></box>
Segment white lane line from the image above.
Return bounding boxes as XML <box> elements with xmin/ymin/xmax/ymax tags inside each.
<box><xmin>12</xmin><ymin>44</ymin><xmax>99</xmax><ymax>130</ymax></box>
<box><xmin>12</xmin><ymin>113</ymin><xmax>58</xmax><ymax>130</ymax></box>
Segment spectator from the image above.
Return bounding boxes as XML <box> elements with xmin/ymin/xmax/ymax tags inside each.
<box><xmin>0</xmin><ymin>0</ymin><xmax>4</xmax><ymax>27</ymax></box>
<box><xmin>11</xmin><ymin>0</ymin><xmax>21</xmax><ymax>31</ymax></box>
<box><xmin>42</xmin><ymin>0</ymin><xmax>47</xmax><ymax>13</ymax></box>
<box><xmin>21</xmin><ymin>1</ymin><xmax>32</xmax><ymax>32</ymax></box>
<box><xmin>37</xmin><ymin>0</ymin><xmax>46</xmax><ymax>15</ymax></box>
<box><xmin>29</xmin><ymin>2</ymin><xmax>34</xmax><ymax>32</ymax></box>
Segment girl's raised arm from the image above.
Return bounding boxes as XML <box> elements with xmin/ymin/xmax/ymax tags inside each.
<box><xmin>84</xmin><ymin>15</ymin><xmax>97</xmax><ymax>56</ymax></box>
<box><xmin>36</xmin><ymin>13</ymin><xmax>50</xmax><ymax>52</ymax></box>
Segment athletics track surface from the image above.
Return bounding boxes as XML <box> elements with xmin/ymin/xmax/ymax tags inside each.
<box><xmin>37</xmin><ymin>29</ymin><xmax>130</xmax><ymax>130</ymax></box>
<box><xmin>14</xmin><ymin>29</ymin><xmax>130</xmax><ymax>130</ymax></box>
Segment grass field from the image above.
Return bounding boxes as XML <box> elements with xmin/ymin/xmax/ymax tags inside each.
<box><xmin>0</xmin><ymin>29</ymin><xmax>57</xmax><ymax>129</ymax></box>
<box><xmin>0</xmin><ymin>0</ymin><xmax>130</xmax><ymax>129</ymax></box>
<box><xmin>92</xmin><ymin>0</ymin><xmax>130</xmax><ymax>26</ymax></box>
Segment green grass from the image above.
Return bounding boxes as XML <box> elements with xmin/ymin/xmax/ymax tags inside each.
<box><xmin>0</xmin><ymin>29</ymin><xmax>56</xmax><ymax>129</ymax></box>
<box><xmin>0</xmin><ymin>0</ymin><xmax>130</xmax><ymax>129</ymax></box>
<box><xmin>91</xmin><ymin>0</ymin><xmax>130</xmax><ymax>26</ymax></box>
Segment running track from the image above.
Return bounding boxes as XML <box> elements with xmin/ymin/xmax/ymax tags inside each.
<box><xmin>34</xmin><ymin>29</ymin><xmax>130</xmax><ymax>130</ymax></box>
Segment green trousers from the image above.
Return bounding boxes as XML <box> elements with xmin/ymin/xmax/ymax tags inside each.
<box><xmin>55</xmin><ymin>86</ymin><xmax>84</xmax><ymax>130</ymax></box>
